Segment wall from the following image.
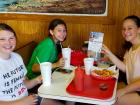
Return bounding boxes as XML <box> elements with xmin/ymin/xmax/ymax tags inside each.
<box><xmin>0</xmin><ymin>0</ymin><xmax>140</xmax><ymax>57</ymax></box>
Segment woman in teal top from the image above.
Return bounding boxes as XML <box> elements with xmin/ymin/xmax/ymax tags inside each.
<box><xmin>27</xmin><ymin>19</ymin><xmax>67</xmax><ymax>79</ymax></box>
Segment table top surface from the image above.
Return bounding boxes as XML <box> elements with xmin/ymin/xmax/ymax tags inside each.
<box><xmin>38</xmin><ymin>71</ymin><xmax>117</xmax><ymax>105</ymax></box>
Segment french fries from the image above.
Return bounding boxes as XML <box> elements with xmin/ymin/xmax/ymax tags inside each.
<box><xmin>93</xmin><ymin>69</ymin><xmax>115</xmax><ymax>77</ymax></box>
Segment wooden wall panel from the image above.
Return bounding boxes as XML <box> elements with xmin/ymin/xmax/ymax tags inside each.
<box><xmin>0</xmin><ymin>0</ymin><xmax>140</xmax><ymax>57</ymax></box>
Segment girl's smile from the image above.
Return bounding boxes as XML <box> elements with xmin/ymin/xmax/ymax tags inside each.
<box><xmin>50</xmin><ymin>24</ymin><xmax>67</xmax><ymax>43</ymax></box>
<box><xmin>0</xmin><ymin>30</ymin><xmax>16</xmax><ymax>59</ymax></box>
<box><xmin>122</xmin><ymin>19</ymin><xmax>140</xmax><ymax>44</ymax></box>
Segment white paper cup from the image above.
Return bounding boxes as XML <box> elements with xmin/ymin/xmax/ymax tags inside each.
<box><xmin>40</xmin><ymin>62</ymin><xmax>52</xmax><ymax>86</ymax></box>
<box><xmin>62</xmin><ymin>48</ymin><xmax>71</xmax><ymax>69</ymax></box>
<box><xmin>84</xmin><ymin>58</ymin><xmax>94</xmax><ymax>75</ymax></box>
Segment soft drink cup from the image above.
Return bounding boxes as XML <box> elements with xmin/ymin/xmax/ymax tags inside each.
<box><xmin>62</xmin><ymin>48</ymin><xmax>71</xmax><ymax>69</ymax></box>
<box><xmin>84</xmin><ymin>58</ymin><xmax>94</xmax><ymax>75</ymax></box>
<box><xmin>40</xmin><ymin>62</ymin><xmax>52</xmax><ymax>86</ymax></box>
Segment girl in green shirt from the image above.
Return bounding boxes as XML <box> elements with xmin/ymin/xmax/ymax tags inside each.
<box><xmin>27</xmin><ymin>19</ymin><xmax>67</xmax><ymax>80</ymax></box>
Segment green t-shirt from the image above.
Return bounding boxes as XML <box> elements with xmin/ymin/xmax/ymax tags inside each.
<box><xmin>27</xmin><ymin>37</ymin><xmax>58</xmax><ymax>79</ymax></box>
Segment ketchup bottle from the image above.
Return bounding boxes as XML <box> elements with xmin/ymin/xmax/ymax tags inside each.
<box><xmin>74</xmin><ymin>67</ymin><xmax>85</xmax><ymax>92</ymax></box>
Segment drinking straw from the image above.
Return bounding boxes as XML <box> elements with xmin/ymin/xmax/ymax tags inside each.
<box><xmin>36</xmin><ymin>56</ymin><xmax>41</xmax><ymax>64</ymax></box>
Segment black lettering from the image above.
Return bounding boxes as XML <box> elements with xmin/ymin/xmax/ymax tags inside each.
<box><xmin>12</xmin><ymin>94</ymin><xmax>16</xmax><ymax>98</ymax></box>
<box><xmin>10</xmin><ymin>70</ymin><xmax>16</xmax><ymax>75</ymax></box>
<box><xmin>14</xmin><ymin>85</ymin><xmax>18</xmax><ymax>91</ymax></box>
<box><xmin>4</xmin><ymin>81</ymin><xmax>10</xmax><ymax>87</ymax></box>
<box><xmin>3</xmin><ymin>73</ymin><xmax>11</xmax><ymax>79</ymax></box>
<box><xmin>19</xmin><ymin>65</ymin><xmax>24</xmax><ymax>71</ymax></box>
<box><xmin>2</xmin><ymin>88</ymin><xmax>13</xmax><ymax>94</ymax></box>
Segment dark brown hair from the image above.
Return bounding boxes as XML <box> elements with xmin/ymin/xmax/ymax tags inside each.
<box><xmin>0</xmin><ymin>23</ymin><xmax>16</xmax><ymax>38</ymax></box>
<box><xmin>123</xmin><ymin>15</ymin><xmax>140</xmax><ymax>50</ymax></box>
<box><xmin>48</xmin><ymin>19</ymin><xmax>67</xmax><ymax>36</ymax></box>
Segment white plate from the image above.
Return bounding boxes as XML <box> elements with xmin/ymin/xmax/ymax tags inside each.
<box><xmin>92</xmin><ymin>65</ymin><xmax>117</xmax><ymax>70</ymax></box>
<box><xmin>91</xmin><ymin>65</ymin><xmax>119</xmax><ymax>79</ymax></box>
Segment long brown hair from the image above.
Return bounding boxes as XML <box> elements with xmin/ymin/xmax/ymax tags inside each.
<box><xmin>123</xmin><ymin>15</ymin><xmax>140</xmax><ymax>50</ymax></box>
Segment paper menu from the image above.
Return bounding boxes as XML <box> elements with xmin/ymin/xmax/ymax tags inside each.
<box><xmin>88</xmin><ymin>32</ymin><xmax>104</xmax><ymax>53</ymax></box>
